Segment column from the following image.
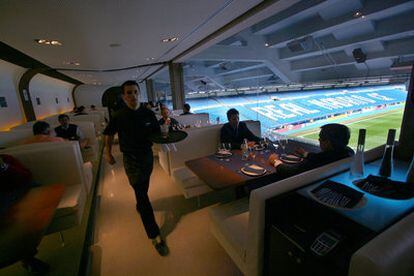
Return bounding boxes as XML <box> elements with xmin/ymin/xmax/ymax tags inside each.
<box><xmin>145</xmin><ymin>79</ymin><xmax>156</xmax><ymax>103</ymax></box>
<box><xmin>168</xmin><ymin>62</ymin><xmax>185</xmax><ymax>110</ymax></box>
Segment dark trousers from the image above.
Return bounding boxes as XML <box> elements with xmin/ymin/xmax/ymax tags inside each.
<box><xmin>123</xmin><ymin>152</ymin><xmax>160</xmax><ymax>239</ymax></box>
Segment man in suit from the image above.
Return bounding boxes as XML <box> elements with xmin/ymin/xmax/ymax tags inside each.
<box><xmin>54</xmin><ymin>114</ymin><xmax>88</xmax><ymax>148</ymax></box>
<box><xmin>269</xmin><ymin>123</ymin><xmax>354</xmax><ymax>177</ymax></box>
<box><xmin>220</xmin><ymin>108</ymin><xmax>260</xmax><ymax>149</ymax></box>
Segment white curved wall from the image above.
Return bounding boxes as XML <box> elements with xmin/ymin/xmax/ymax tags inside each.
<box><xmin>0</xmin><ymin>59</ymin><xmax>26</xmax><ymax>130</ymax></box>
<box><xmin>74</xmin><ymin>83</ymin><xmax>148</xmax><ymax>107</ymax></box>
<box><xmin>30</xmin><ymin>74</ymin><xmax>75</xmax><ymax>119</ymax></box>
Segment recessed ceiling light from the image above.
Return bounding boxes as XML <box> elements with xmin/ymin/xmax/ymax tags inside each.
<box><xmin>161</xmin><ymin>37</ymin><xmax>178</xmax><ymax>43</ymax></box>
<box><xmin>35</xmin><ymin>39</ymin><xmax>62</xmax><ymax>46</ymax></box>
<box><xmin>353</xmin><ymin>11</ymin><xmax>363</xmax><ymax>18</ymax></box>
<box><xmin>264</xmin><ymin>43</ymin><xmax>270</xmax><ymax>47</ymax></box>
<box><xmin>145</xmin><ymin>57</ymin><xmax>155</xmax><ymax>61</ymax></box>
<box><xmin>63</xmin><ymin>61</ymin><xmax>80</xmax><ymax>66</ymax></box>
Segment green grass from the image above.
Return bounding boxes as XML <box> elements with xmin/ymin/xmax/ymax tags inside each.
<box><xmin>292</xmin><ymin>108</ymin><xmax>404</xmax><ymax>150</ymax></box>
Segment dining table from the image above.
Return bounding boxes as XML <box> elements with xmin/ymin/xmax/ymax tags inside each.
<box><xmin>185</xmin><ymin>139</ymin><xmax>320</xmax><ymax>191</ymax></box>
<box><xmin>0</xmin><ymin>184</ymin><xmax>65</xmax><ymax>269</ymax></box>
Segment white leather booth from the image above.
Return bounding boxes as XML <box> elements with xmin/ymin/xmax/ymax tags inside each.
<box><xmin>0</xmin><ymin>129</ymin><xmax>33</xmax><ymax>148</ymax></box>
<box><xmin>0</xmin><ymin>142</ymin><xmax>92</xmax><ymax>234</ymax></box>
<box><xmin>208</xmin><ymin>146</ymin><xmax>384</xmax><ymax>276</ymax></box>
<box><xmin>158</xmin><ymin>120</ymin><xmax>261</xmax><ymax>199</ymax></box>
<box><xmin>171</xmin><ymin>113</ymin><xmax>210</xmax><ymax>127</ymax></box>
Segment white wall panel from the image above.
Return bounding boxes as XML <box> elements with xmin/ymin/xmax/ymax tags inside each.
<box><xmin>30</xmin><ymin>74</ymin><xmax>75</xmax><ymax>119</ymax></box>
<box><xmin>0</xmin><ymin>59</ymin><xmax>26</xmax><ymax>130</ymax></box>
<box><xmin>74</xmin><ymin>82</ymin><xmax>148</xmax><ymax>107</ymax></box>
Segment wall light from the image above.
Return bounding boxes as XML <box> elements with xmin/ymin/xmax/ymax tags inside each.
<box><xmin>161</xmin><ymin>37</ymin><xmax>178</xmax><ymax>43</ymax></box>
<box><xmin>35</xmin><ymin>39</ymin><xmax>62</xmax><ymax>46</ymax></box>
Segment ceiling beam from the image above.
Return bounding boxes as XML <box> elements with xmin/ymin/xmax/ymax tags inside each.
<box><xmin>280</xmin><ymin>12</ymin><xmax>414</xmax><ymax>61</ymax></box>
<box><xmin>217</xmin><ymin>63</ymin><xmax>266</xmax><ymax>76</ymax></box>
<box><xmin>291</xmin><ymin>38</ymin><xmax>414</xmax><ymax>72</ymax></box>
<box><xmin>265</xmin><ymin>0</ymin><xmax>414</xmax><ymax>48</ymax></box>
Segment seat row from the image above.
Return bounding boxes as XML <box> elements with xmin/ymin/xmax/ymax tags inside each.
<box><xmin>0</xmin><ymin>141</ymin><xmax>93</xmax><ymax>236</ymax></box>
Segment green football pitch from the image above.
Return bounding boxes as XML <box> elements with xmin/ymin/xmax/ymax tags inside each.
<box><xmin>291</xmin><ymin>108</ymin><xmax>404</xmax><ymax>150</ymax></box>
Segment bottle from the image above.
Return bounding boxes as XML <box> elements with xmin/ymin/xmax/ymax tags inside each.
<box><xmin>406</xmin><ymin>154</ymin><xmax>414</xmax><ymax>184</ymax></box>
<box><xmin>241</xmin><ymin>139</ymin><xmax>249</xmax><ymax>160</ymax></box>
<box><xmin>378</xmin><ymin>129</ymin><xmax>396</xmax><ymax>178</ymax></box>
<box><xmin>350</xmin><ymin>129</ymin><xmax>366</xmax><ymax>178</ymax></box>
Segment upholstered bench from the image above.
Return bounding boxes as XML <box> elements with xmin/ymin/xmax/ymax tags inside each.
<box><xmin>0</xmin><ymin>142</ymin><xmax>91</xmax><ymax>235</ymax></box>
<box><xmin>208</xmin><ymin>145</ymin><xmax>384</xmax><ymax>276</ymax></box>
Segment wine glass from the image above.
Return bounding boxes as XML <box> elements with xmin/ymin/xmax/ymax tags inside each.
<box><xmin>278</xmin><ymin>135</ymin><xmax>288</xmax><ymax>154</ymax></box>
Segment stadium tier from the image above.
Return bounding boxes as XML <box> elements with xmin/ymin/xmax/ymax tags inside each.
<box><xmin>183</xmin><ymin>85</ymin><xmax>407</xmax><ymax>132</ymax></box>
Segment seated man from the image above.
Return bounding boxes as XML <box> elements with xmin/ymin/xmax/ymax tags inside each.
<box><xmin>158</xmin><ymin>106</ymin><xmax>179</xmax><ymax>129</ymax></box>
<box><xmin>90</xmin><ymin>105</ymin><xmax>97</xmax><ymax>111</ymax></box>
<box><xmin>24</xmin><ymin>121</ymin><xmax>65</xmax><ymax>144</ymax></box>
<box><xmin>180</xmin><ymin>103</ymin><xmax>193</xmax><ymax>115</ymax></box>
<box><xmin>269</xmin><ymin>123</ymin><xmax>354</xmax><ymax>178</ymax></box>
<box><xmin>220</xmin><ymin>108</ymin><xmax>260</xmax><ymax>149</ymax></box>
<box><xmin>54</xmin><ymin>114</ymin><xmax>89</xmax><ymax>148</ymax></box>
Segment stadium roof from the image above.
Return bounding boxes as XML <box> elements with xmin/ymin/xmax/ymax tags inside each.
<box><xmin>1</xmin><ymin>0</ymin><xmax>413</xmax><ymax>93</ymax></box>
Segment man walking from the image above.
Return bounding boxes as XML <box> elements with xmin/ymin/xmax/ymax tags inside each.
<box><xmin>103</xmin><ymin>80</ymin><xmax>168</xmax><ymax>256</ymax></box>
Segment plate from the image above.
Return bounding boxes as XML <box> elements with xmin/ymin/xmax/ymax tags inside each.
<box><xmin>241</xmin><ymin>164</ymin><xmax>267</xmax><ymax>176</ymax></box>
<box><xmin>214</xmin><ymin>150</ymin><xmax>232</xmax><ymax>158</ymax></box>
<box><xmin>280</xmin><ymin>154</ymin><xmax>303</xmax><ymax>164</ymax></box>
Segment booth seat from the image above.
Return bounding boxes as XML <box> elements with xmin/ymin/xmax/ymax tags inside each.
<box><xmin>208</xmin><ymin>145</ymin><xmax>384</xmax><ymax>276</ymax></box>
<box><xmin>70</xmin><ymin>113</ymin><xmax>104</xmax><ymax>133</ymax></box>
<box><xmin>163</xmin><ymin>121</ymin><xmax>261</xmax><ymax>198</ymax></box>
<box><xmin>0</xmin><ymin>129</ymin><xmax>33</xmax><ymax>148</ymax></box>
<box><xmin>349</xmin><ymin>211</ymin><xmax>414</xmax><ymax>276</ymax></box>
<box><xmin>171</xmin><ymin>113</ymin><xmax>210</xmax><ymax>127</ymax></box>
<box><xmin>0</xmin><ymin>141</ymin><xmax>91</xmax><ymax>234</ymax></box>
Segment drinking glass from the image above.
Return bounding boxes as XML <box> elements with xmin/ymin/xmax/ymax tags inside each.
<box><xmin>278</xmin><ymin>135</ymin><xmax>288</xmax><ymax>154</ymax></box>
<box><xmin>160</xmin><ymin>124</ymin><xmax>169</xmax><ymax>138</ymax></box>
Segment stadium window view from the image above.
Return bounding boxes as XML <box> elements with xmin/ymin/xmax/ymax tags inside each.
<box><xmin>0</xmin><ymin>1</ymin><xmax>414</xmax><ymax>276</ymax></box>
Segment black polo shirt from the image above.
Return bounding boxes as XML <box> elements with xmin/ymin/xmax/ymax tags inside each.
<box><xmin>103</xmin><ymin>106</ymin><xmax>160</xmax><ymax>155</ymax></box>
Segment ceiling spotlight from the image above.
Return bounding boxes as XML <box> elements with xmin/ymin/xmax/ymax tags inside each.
<box><xmin>145</xmin><ymin>57</ymin><xmax>155</xmax><ymax>61</ymax></box>
<box><xmin>35</xmin><ymin>39</ymin><xmax>62</xmax><ymax>46</ymax></box>
<box><xmin>353</xmin><ymin>11</ymin><xmax>363</xmax><ymax>18</ymax></box>
<box><xmin>161</xmin><ymin>37</ymin><xmax>178</xmax><ymax>43</ymax></box>
<box><xmin>63</xmin><ymin>61</ymin><xmax>80</xmax><ymax>66</ymax></box>
<box><xmin>264</xmin><ymin>43</ymin><xmax>270</xmax><ymax>47</ymax></box>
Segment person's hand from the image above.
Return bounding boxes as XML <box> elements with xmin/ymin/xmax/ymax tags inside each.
<box><xmin>294</xmin><ymin>147</ymin><xmax>307</xmax><ymax>157</ymax></box>
<box><xmin>268</xmin><ymin>153</ymin><xmax>279</xmax><ymax>165</ymax></box>
<box><xmin>105</xmin><ymin>152</ymin><xmax>116</xmax><ymax>165</ymax></box>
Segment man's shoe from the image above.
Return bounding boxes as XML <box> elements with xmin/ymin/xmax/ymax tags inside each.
<box><xmin>152</xmin><ymin>239</ymin><xmax>169</xmax><ymax>256</ymax></box>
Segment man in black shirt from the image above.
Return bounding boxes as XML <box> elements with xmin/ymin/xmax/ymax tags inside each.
<box><xmin>103</xmin><ymin>80</ymin><xmax>169</xmax><ymax>256</ymax></box>
<box><xmin>220</xmin><ymin>108</ymin><xmax>260</xmax><ymax>149</ymax></box>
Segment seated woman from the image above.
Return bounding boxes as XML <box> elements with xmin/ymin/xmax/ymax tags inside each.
<box><xmin>269</xmin><ymin>123</ymin><xmax>354</xmax><ymax>178</ymax></box>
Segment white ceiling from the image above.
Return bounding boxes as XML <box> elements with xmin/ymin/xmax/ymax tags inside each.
<box><xmin>1</xmin><ymin>0</ymin><xmax>413</xmax><ymax>92</ymax></box>
<box><xmin>0</xmin><ymin>0</ymin><xmax>262</xmax><ymax>84</ymax></box>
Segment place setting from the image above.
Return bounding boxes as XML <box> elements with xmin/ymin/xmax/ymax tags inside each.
<box><xmin>240</xmin><ymin>163</ymin><xmax>267</xmax><ymax>177</ymax></box>
<box><xmin>214</xmin><ymin>143</ymin><xmax>233</xmax><ymax>160</ymax></box>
